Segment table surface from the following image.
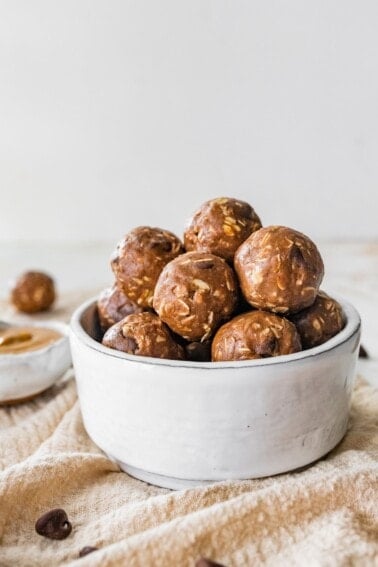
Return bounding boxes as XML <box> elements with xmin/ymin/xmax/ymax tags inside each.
<box><xmin>0</xmin><ymin>240</ymin><xmax>377</xmax><ymax>387</ymax></box>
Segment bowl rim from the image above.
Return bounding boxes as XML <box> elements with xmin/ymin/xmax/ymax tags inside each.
<box><xmin>0</xmin><ymin>321</ymin><xmax>69</xmax><ymax>363</ymax></box>
<box><xmin>70</xmin><ymin>295</ymin><xmax>361</xmax><ymax>369</ymax></box>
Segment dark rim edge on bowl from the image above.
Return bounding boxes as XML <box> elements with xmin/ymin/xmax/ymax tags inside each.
<box><xmin>70</xmin><ymin>296</ymin><xmax>361</xmax><ymax>370</ymax></box>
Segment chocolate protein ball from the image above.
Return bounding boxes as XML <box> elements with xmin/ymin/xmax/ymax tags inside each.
<box><xmin>184</xmin><ymin>197</ymin><xmax>262</xmax><ymax>262</ymax></box>
<box><xmin>97</xmin><ymin>284</ymin><xmax>144</xmax><ymax>332</ymax></box>
<box><xmin>153</xmin><ymin>251</ymin><xmax>238</xmax><ymax>342</ymax></box>
<box><xmin>102</xmin><ymin>312</ymin><xmax>184</xmax><ymax>360</ymax></box>
<box><xmin>11</xmin><ymin>271</ymin><xmax>55</xmax><ymax>313</ymax></box>
<box><xmin>111</xmin><ymin>226</ymin><xmax>184</xmax><ymax>308</ymax></box>
<box><xmin>234</xmin><ymin>226</ymin><xmax>324</xmax><ymax>314</ymax></box>
<box><xmin>290</xmin><ymin>291</ymin><xmax>345</xmax><ymax>349</ymax></box>
<box><xmin>212</xmin><ymin>310</ymin><xmax>302</xmax><ymax>362</ymax></box>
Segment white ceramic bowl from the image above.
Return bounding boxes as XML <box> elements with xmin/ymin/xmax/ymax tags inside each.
<box><xmin>0</xmin><ymin>322</ymin><xmax>72</xmax><ymax>404</ymax></box>
<box><xmin>70</xmin><ymin>297</ymin><xmax>360</xmax><ymax>489</ymax></box>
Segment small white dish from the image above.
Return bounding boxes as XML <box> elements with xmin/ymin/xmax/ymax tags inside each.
<box><xmin>0</xmin><ymin>321</ymin><xmax>72</xmax><ymax>404</ymax></box>
<box><xmin>70</xmin><ymin>297</ymin><xmax>360</xmax><ymax>489</ymax></box>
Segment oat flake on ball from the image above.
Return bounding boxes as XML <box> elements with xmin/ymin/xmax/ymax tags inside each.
<box><xmin>234</xmin><ymin>225</ymin><xmax>324</xmax><ymax>314</ymax></box>
<box><xmin>111</xmin><ymin>226</ymin><xmax>184</xmax><ymax>309</ymax></box>
<box><xmin>153</xmin><ymin>251</ymin><xmax>238</xmax><ymax>342</ymax></box>
<box><xmin>184</xmin><ymin>197</ymin><xmax>262</xmax><ymax>262</ymax></box>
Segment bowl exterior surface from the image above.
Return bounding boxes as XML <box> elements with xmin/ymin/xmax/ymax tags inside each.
<box><xmin>70</xmin><ymin>300</ymin><xmax>360</xmax><ymax>488</ymax></box>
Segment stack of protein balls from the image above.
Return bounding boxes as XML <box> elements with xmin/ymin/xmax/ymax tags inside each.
<box><xmin>98</xmin><ymin>198</ymin><xmax>345</xmax><ymax>362</ymax></box>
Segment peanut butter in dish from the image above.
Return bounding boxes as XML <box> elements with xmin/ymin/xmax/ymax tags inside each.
<box><xmin>0</xmin><ymin>326</ymin><xmax>62</xmax><ymax>354</ymax></box>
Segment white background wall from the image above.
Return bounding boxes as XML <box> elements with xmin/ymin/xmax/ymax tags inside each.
<box><xmin>1</xmin><ymin>1</ymin><xmax>378</xmax><ymax>244</ymax></box>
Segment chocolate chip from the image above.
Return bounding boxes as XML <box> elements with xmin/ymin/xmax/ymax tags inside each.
<box><xmin>359</xmin><ymin>344</ymin><xmax>369</xmax><ymax>359</ymax></box>
<box><xmin>79</xmin><ymin>546</ymin><xmax>98</xmax><ymax>557</ymax></box>
<box><xmin>291</xmin><ymin>245</ymin><xmax>306</xmax><ymax>266</ymax></box>
<box><xmin>148</xmin><ymin>240</ymin><xmax>172</xmax><ymax>253</ymax></box>
<box><xmin>195</xmin><ymin>558</ymin><xmax>227</xmax><ymax>567</ymax></box>
<box><xmin>196</xmin><ymin>260</ymin><xmax>214</xmax><ymax>269</ymax></box>
<box><xmin>237</xmin><ymin>202</ymin><xmax>253</xmax><ymax>218</ymax></box>
<box><xmin>121</xmin><ymin>335</ymin><xmax>138</xmax><ymax>354</ymax></box>
<box><xmin>185</xmin><ymin>341</ymin><xmax>211</xmax><ymax>362</ymax></box>
<box><xmin>254</xmin><ymin>334</ymin><xmax>277</xmax><ymax>357</ymax></box>
<box><xmin>35</xmin><ymin>508</ymin><xmax>72</xmax><ymax>540</ymax></box>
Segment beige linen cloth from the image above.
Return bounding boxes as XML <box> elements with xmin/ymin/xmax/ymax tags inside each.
<box><xmin>0</xmin><ymin>292</ymin><xmax>377</xmax><ymax>567</ymax></box>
